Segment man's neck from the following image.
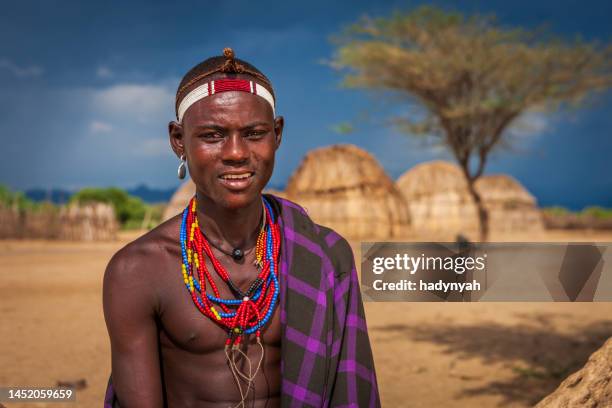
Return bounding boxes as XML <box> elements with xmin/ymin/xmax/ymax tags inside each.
<box><xmin>194</xmin><ymin>191</ymin><xmax>264</xmax><ymax>251</ymax></box>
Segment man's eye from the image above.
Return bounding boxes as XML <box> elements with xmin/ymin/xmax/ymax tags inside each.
<box><xmin>201</xmin><ymin>132</ymin><xmax>223</xmax><ymax>139</ymax></box>
<box><xmin>247</xmin><ymin>130</ymin><xmax>266</xmax><ymax>138</ymax></box>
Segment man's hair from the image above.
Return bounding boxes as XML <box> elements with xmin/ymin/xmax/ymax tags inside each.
<box><xmin>175</xmin><ymin>48</ymin><xmax>274</xmax><ymax>116</ymax></box>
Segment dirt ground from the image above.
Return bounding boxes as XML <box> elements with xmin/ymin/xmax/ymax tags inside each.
<box><xmin>1</xmin><ymin>230</ymin><xmax>611</xmax><ymax>408</ymax></box>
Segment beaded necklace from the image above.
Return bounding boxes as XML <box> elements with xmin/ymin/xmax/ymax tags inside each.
<box><xmin>180</xmin><ymin>195</ymin><xmax>281</xmax><ymax>406</ymax></box>
<box><xmin>179</xmin><ymin>195</ymin><xmax>280</xmax><ymax>347</ymax></box>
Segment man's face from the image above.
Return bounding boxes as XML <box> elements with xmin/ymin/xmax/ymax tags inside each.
<box><xmin>170</xmin><ymin>75</ymin><xmax>283</xmax><ymax>210</ymax></box>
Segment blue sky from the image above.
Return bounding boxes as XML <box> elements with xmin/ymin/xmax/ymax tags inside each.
<box><xmin>1</xmin><ymin>0</ymin><xmax>611</xmax><ymax>210</ymax></box>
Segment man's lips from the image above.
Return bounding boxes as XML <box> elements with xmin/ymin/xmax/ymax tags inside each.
<box><xmin>219</xmin><ymin>171</ymin><xmax>254</xmax><ymax>180</ymax></box>
<box><xmin>218</xmin><ymin>171</ymin><xmax>255</xmax><ymax>190</ymax></box>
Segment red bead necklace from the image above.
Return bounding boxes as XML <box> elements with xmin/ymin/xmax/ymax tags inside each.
<box><xmin>179</xmin><ymin>196</ymin><xmax>281</xmax><ymax>347</ymax></box>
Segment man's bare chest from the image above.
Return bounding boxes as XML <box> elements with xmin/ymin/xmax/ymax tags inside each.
<box><xmin>156</xmin><ymin>252</ymin><xmax>282</xmax><ymax>354</ymax></box>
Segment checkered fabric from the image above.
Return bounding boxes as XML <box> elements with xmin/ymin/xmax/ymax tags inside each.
<box><xmin>104</xmin><ymin>195</ymin><xmax>380</xmax><ymax>407</ymax></box>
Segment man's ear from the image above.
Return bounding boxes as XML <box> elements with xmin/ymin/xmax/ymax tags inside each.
<box><xmin>273</xmin><ymin>116</ymin><xmax>284</xmax><ymax>150</ymax></box>
<box><xmin>169</xmin><ymin>121</ymin><xmax>184</xmax><ymax>157</ymax></box>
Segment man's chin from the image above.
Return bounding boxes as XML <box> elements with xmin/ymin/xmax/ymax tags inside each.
<box><xmin>217</xmin><ymin>190</ymin><xmax>262</xmax><ymax>210</ymax></box>
<box><xmin>195</xmin><ymin>180</ymin><xmax>266</xmax><ymax>210</ymax></box>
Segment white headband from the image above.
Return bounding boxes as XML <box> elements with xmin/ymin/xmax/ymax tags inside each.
<box><xmin>176</xmin><ymin>79</ymin><xmax>275</xmax><ymax>123</ymax></box>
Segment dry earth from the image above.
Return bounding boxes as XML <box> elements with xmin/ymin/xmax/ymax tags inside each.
<box><xmin>1</xmin><ymin>229</ymin><xmax>611</xmax><ymax>407</ymax></box>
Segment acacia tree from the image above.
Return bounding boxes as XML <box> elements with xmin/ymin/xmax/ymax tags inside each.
<box><xmin>332</xmin><ymin>6</ymin><xmax>612</xmax><ymax>241</ymax></box>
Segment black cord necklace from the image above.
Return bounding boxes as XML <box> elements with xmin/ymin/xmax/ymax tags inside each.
<box><xmin>199</xmin><ymin>203</ymin><xmax>266</xmax><ymax>261</ymax></box>
<box><xmin>202</xmin><ymin>233</ymin><xmax>254</xmax><ymax>261</ymax></box>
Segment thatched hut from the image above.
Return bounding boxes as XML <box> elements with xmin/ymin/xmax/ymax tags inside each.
<box><xmin>396</xmin><ymin>161</ymin><xmax>472</xmax><ymax>235</ymax></box>
<box><xmin>285</xmin><ymin>144</ymin><xmax>410</xmax><ymax>239</ymax></box>
<box><xmin>476</xmin><ymin>174</ymin><xmax>544</xmax><ymax>234</ymax></box>
<box><xmin>162</xmin><ymin>179</ymin><xmax>196</xmax><ymax>221</ymax></box>
<box><xmin>396</xmin><ymin>160</ymin><xmax>543</xmax><ymax>238</ymax></box>
<box><xmin>0</xmin><ymin>202</ymin><xmax>118</xmax><ymax>241</ymax></box>
<box><xmin>57</xmin><ymin>202</ymin><xmax>118</xmax><ymax>241</ymax></box>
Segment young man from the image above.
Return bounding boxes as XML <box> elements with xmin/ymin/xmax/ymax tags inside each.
<box><xmin>103</xmin><ymin>49</ymin><xmax>380</xmax><ymax>408</ymax></box>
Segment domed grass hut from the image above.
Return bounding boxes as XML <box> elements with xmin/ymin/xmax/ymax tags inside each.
<box><xmin>57</xmin><ymin>202</ymin><xmax>118</xmax><ymax>241</ymax></box>
<box><xmin>162</xmin><ymin>179</ymin><xmax>196</xmax><ymax>221</ymax></box>
<box><xmin>396</xmin><ymin>161</ymin><xmax>472</xmax><ymax>236</ymax></box>
<box><xmin>285</xmin><ymin>144</ymin><xmax>410</xmax><ymax>239</ymax></box>
<box><xmin>476</xmin><ymin>174</ymin><xmax>544</xmax><ymax>234</ymax></box>
<box><xmin>396</xmin><ymin>160</ymin><xmax>543</xmax><ymax>238</ymax></box>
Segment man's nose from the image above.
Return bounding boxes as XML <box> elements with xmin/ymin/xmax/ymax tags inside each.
<box><xmin>222</xmin><ymin>132</ymin><xmax>249</xmax><ymax>163</ymax></box>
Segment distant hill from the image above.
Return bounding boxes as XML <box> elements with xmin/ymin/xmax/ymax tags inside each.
<box><xmin>25</xmin><ymin>188</ymin><xmax>73</xmax><ymax>204</ymax></box>
<box><xmin>25</xmin><ymin>184</ymin><xmax>178</xmax><ymax>204</ymax></box>
<box><xmin>126</xmin><ymin>184</ymin><xmax>176</xmax><ymax>203</ymax></box>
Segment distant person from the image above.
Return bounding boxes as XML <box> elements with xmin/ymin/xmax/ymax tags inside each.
<box><xmin>103</xmin><ymin>48</ymin><xmax>380</xmax><ymax>407</ymax></box>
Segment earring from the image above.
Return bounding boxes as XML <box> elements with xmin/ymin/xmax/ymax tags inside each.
<box><xmin>177</xmin><ymin>154</ymin><xmax>187</xmax><ymax>179</ymax></box>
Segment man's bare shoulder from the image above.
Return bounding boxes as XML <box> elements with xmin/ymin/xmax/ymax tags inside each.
<box><xmin>104</xmin><ymin>214</ymin><xmax>182</xmax><ymax>285</ymax></box>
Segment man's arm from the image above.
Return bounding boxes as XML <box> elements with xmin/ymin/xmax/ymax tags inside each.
<box><xmin>103</xmin><ymin>247</ymin><xmax>164</xmax><ymax>408</ymax></box>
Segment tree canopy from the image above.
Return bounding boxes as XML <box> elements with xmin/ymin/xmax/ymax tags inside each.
<box><xmin>332</xmin><ymin>6</ymin><xmax>612</xmax><ymax>240</ymax></box>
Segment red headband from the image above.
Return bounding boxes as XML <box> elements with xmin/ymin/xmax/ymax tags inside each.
<box><xmin>176</xmin><ymin>78</ymin><xmax>275</xmax><ymax>122</ymax></box>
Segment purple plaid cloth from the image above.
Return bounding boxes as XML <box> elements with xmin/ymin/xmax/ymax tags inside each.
<box><xmin>104</xmin><ymin>195</ymin><xmax>380</xmax><ymax>407</ymax></box>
